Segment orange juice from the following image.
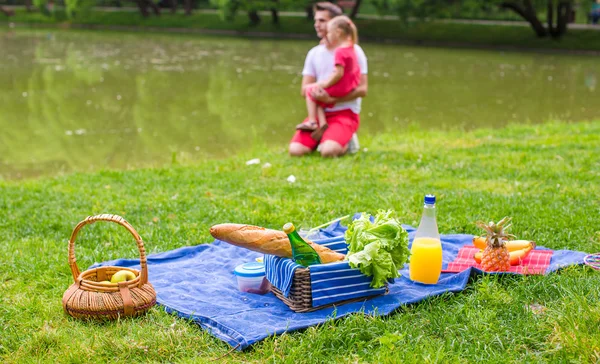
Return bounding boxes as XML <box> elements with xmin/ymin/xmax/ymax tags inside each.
<box><xmin>409</xmin><ymin>237</ymin><xmax>443</xmax><ymax>284</ymax></box>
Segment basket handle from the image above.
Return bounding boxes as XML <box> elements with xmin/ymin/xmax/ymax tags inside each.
<box><xmin>68</xmin><ymin>214</ymin><xmax>149</xmax><ymax>287</ymax></box>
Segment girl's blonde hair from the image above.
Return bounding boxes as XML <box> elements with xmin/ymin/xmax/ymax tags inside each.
<box><xmin>329</xmin><ymin>15</ymin><xmax>358</xmax><ymax>45</ymax></box>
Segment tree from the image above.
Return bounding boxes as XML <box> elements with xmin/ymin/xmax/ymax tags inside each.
<box><xmin>183</xmin><ymin>0</ymin><xmax>194</xmax><ymax>15</ymax></box>
<box><xmin>349</xmin><ymin>0</ymin><xmax>363</xmax><ymax>19</ymax></box>
<box><xmin>211</xmin><ymin>0</ymin><xmax>289</xmax><ymax>25</ymax></box>
<box><xmin>0</xmin><ymin>6</ymin><xmax>15</xmax><ymax>16</ymax></box>
<box><xmin>373</xmin><ymin>0</ymin><xmax>593</xmax><ymax>39</ymax></box>
<box><xmin>64</xmin><ymin>0</ymin><xmax>94</xmax><ymax>19</ymax></box>
<box><xmin>499</xmin><ymin>0</ymin><xmax>575</xmax><ymax>38</ymax></box>
<box><xmin>135</xmin><ymin>0</ymin><xmax>161</xmax><ymax>17</ymax></box>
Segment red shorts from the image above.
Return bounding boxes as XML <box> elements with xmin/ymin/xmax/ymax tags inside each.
<box><xmin>290</xmin><ymin>109</ymin><xmax>359</xmax><ymax>150</ymax></box>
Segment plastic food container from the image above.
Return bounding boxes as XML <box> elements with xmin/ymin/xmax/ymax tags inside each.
<box><xmin>233</xmin><ymin>262</ymin><xmax>271</xmax><ymax>295</ymax></box>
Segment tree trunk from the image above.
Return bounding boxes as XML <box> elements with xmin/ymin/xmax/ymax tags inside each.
<box><xmin>305</xmin><ymin>5</ymin><xmax>313</xmax><ymax>21</ymax></box>
<box><xmin>1</xmin><ymin>6</ymin><xmax>15</xmax><ymax>17</ymax></box>
<box><xmin>349</xmin><ymin>0</ymin><xmax>362</xmax><ymax>19</ymax></box>
<box><xmin>25</xmin><ymin>0</ymin><xmax>33</xmax><ymax>12</ymax></box>
<box><xmin>183</xmin><ymin>0</ymin><xmax>193</xmax><ymax>15</ymax></box>
<box><xmin>547</xmin><ymin>0</ymin><xmax>555</xmax><ymax>36</ymax></box>
<box><xmin>135</xmin><ymin>0</ymin><xmax>150</xmax><ymax>17</ymax></box>
<box><xmin>169</xmin><ymin>0</ymin><xmax>177</xmax><ymax>14</ymax></box>
<box><xmin>556</xmin><ymin>1</ymin><xmax>570</xmax><ymax>37</ymax></box>
<box><xmin>500</xmin><ymin>0</ymin><xmax>547</xmax><ymax>37</ymax></box>
<box><xmin>270</xmin><ymin>0</ymin><xmax>279</xmax><ymax>24</ymax></box>
<box><xmin>547</xmin><ymin>0</ymin><xmax>570</xmax><ymax>39</ymax></box>
<box><xmin>147</xmin><ymin>0</ymin><xmax>161</xmax><ymax>16</ymax></box>
<box><xmin>271</xmin><ymin>8</ymin><xmax>279</xmax><ymax>24</ymax></box>
<box><xmin>248</xmin><ymin>10</ymin><xmax>261</xmax><ymax>25</ymax></box>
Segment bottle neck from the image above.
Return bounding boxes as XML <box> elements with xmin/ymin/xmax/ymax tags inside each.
<box><xmin>415</xmin><ymin>203</ymin><xmax>439</xmax><ymax>240</ymax></box>
<box><xmin>422</xmin><ymin>203</ymin><xmax>436</xmax><ymax>217</ymax></box>
<box><xmin>287</xmin><ymin>229</ymin><xmax>305</xmax><ymax>245</ymax></box>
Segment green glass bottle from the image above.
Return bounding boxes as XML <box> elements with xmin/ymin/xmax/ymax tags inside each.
<box><xmin>283</xmin><ymin>222</ymin><xmax>322</xmax><ymax>266</ymax></box>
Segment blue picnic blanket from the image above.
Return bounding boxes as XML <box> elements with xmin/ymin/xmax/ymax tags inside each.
<box><xmin>92</xmin><ymin>219</ymin><xmax>587</xmax><ymax>351</ymax></box>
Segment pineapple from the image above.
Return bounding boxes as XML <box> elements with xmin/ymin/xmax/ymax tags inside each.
<box><xmin>476</xmin><ymin>217</ymin><xmax>515</xmax><ymax>272</ymax></box>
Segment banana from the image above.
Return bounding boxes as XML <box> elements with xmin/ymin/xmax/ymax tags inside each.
<box><xmin>506</xmin><ymin>240</ymin><xmax>536</xmax><ymax>251</ymax></box>
<box><xmin>472</xmin><ymin>236</ymin><xmax>535</xmax><ymax>252</ymax></box>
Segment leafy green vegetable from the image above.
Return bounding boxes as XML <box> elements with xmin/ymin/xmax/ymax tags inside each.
<box><xmin>345</xmin><ymin>210</ymin><xmax>410</xmax><ymax>288</ymax></box>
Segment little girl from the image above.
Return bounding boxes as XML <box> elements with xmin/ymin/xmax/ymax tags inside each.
<box><xmin>297</xmin><ymin>15</ymin><xmax>360</xmax><ymax>141</ymax></box>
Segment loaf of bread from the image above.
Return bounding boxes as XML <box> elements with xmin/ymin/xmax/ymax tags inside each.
<box><xmin>209</xmin><ymin>223</ymin><xmax>345</xmax><ymax>263</ymax></box>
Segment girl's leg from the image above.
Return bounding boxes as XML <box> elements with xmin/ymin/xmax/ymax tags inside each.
<box><xmin>317</xmin><ymin>106</ymin><xmax>327</xmax><ymax>128</ymax></box>
<box><xmin>311</xmin><ymin>106</ymin><xmax>329</xmax><ymax>142</ymax></box>
<box><xmin>296</xmin><ymin>94</ymin><xmax>319</xmax><ymax>131</ymax></box>
<box><xmin>306</xmin><ymin>94</ymin><xmax>318</xmax><ymax>124</ymax></box>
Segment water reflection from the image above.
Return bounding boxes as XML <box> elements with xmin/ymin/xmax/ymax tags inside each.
<box><xmin>1</xmin><ymin>30</ymin><xmax>598</xmax><ymax>179</ymax></box>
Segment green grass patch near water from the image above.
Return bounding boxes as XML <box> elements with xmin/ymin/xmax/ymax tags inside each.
<box><xmin>1</xmin><ymin>121</ymin><xmax>599</xmax><ymax>362</ymax></box>
<box><xmin>3</xmin><ymin>9</ymin><xmax>600</xmax><ymax>52</ymax></box>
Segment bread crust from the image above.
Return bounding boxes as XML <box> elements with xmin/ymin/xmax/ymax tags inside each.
<box><xmin>209</xmin><ymin>223</ymin><xmax>345</xmax><ymax>263</ymax></box>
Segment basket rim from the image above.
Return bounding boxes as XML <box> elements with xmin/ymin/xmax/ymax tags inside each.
<box><xmin>77</xmin><ymin>266</ymin><xmax>145</xmax><ymax>292</ymax></box>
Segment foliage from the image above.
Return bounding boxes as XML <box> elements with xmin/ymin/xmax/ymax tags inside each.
<box><xmin>210</xmin><ymin>0</ymin><xmax>240</xmax><ymax>21</ymax></box>
<box><xmin>209</xmin><ymin>0</ymin><xmax>297</xmax><ymax>22</ymax></box>
<box><xmin>5</xmin><ymin>8</ymin><xmax>600</xmax><ymax>51</ymax></box>
<box><xmin>64</xmin><ymin>0</ymin><xmax>95</xmax><ymax>19</ymax></box>
<box><xmin>368</xmin><ymin>0</ymin><xmax>596</xmax><ymax>38</ymax></box>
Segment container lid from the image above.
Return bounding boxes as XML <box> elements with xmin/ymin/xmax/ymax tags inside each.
<box><xmin>424</xmin><ymin>194</ymin><xmax>436</xmax><ymax>204</ymax></box>
<box><xmin>233</xmin><ymin>262</ymin><xmax>266</xmax><ymax>277</ymax></box>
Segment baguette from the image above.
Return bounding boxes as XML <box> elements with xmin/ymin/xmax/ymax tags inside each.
<box><xmin>209</xmin><ymin>223</ymin><xmax>345</xmax><ymax>263</ymax></box>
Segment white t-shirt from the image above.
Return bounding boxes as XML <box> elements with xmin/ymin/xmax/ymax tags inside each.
<box><xmin>302</xmin><ymin>44</ymin><xmax>368</xmax><ymax>114</ymax></box>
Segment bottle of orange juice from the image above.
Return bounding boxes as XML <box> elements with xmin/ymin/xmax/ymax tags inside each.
<box><xmin>409</xmin><ymin>194</ymin><xmax>443</xmax><ymax>284</ymax></box>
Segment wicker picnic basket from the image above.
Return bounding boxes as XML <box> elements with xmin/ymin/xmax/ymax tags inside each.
<box><xmin>62</xmin><ymin>214</ymin><xmax>157</xmax><ymax>320</ymax></box>
<box><xmin>270</xmin><ymin>266</ymin><xmax>388</xmax><ymax>313</ymax></box>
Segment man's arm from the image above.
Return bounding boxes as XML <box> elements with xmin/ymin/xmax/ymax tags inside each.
<box><xmin>311</xmin><ymin>74</ymin><xmax>368</xmax><ymax>104</ymax></box>
<box><xmin>301</xmin><ymin>75</ymin><xmax>316</xmax><ymax>97</ymax></box>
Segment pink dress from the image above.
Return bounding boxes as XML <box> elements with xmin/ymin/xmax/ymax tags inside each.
<box><xmin>308</xmin><ymin>46</ymin><xmax>360</xmax><ymax>108</ymax></box>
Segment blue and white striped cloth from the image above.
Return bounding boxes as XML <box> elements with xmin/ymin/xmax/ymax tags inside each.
<box><xmin>265</xmin><ymin>236</ymin><xmax>387</xmax><ymax>307</ymax></box>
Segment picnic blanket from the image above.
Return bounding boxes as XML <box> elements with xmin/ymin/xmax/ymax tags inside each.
<box><xmin>92</xmin><ymin>218</ymin><xmax>587</xmax><ymax>351</ymax></box>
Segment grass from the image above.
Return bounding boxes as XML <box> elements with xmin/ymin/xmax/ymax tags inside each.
<box><xmin>3</xmin><ymin>9</ymin><xmax>600</xmax><ymax>52</ymax></box>
<box><xmin>1</xmin><ymin>120</ymin><xmax>599</xmax><ymax>362</ymax></box>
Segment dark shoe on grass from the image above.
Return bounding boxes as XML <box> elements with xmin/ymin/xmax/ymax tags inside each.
<box><xmin>311</xmin><ymin>124</ymin><xmax>329</xmax><ymax>142</ymax></box>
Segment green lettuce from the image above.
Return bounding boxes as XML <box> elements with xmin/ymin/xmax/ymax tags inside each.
<box><xmin>345</xmin><ymin>210</ymin><xmax>410</xmax><ymax>288</ymax></box>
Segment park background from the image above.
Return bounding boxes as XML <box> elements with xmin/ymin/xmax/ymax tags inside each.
<box><xmin>1</xmin><ymin>0</ymin><xmax>599</xmax><ymax>362</ymax></box>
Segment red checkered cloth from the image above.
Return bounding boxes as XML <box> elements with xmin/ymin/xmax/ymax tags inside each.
<box><xmin>444</xmin><ymin>246</ymin><xmax>553</xmax><ymax>275</ymax></box>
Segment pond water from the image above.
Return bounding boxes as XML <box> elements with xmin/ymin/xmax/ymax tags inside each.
<box><xmin>1</xmin><ymin>29</ymin><xmax>598</xmax><ymax>179</ymax></box>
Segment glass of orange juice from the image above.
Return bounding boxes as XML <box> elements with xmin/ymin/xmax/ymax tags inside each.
<box><xmin>409</xmin><ymin>237</ymin><xmax>443</xmax><ymax>284</ymax></box>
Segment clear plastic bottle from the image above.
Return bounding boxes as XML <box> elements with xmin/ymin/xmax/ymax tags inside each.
<box><xmin>409</xmin><ymin>194</ymin><xmax>443</xmax><ymax>284</ymax></box>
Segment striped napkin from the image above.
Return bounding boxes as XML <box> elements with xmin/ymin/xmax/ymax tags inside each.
<box><xmin>444</xmin><ymin>246</ymin><xmax>553</xmax><ymax>274</ymax></box>
<box><xmin>265</xmin><ymin>235</ymin><xmax>386</xmax><ymax>305</ymax></box>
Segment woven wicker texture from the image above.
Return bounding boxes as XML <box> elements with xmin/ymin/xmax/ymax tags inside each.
<box><xmin>62</xmin><ymin>214</ymin><xmax>157</xmax><ymax>320</ymax></box>
<box><xmin>270</xmin><ymin>267</ymin><xmax>387</xmax><ymax>313</ymax></box>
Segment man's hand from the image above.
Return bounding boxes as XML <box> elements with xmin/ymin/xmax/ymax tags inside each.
<box><xmin>310</xmin><ymin>87</ymin><xmax>336</xmax><ymax>105</ymax></box>
<box><xmin>301</xmin><ymin>76</ymin><xmax>316</xmax><ymax>97</ymax></box>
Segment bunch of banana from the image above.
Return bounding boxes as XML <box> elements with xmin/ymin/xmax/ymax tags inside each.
<box><xmin>472</xmin><ymin>237</ymin><xmax>536</xmax><ymax>266</ymax></box>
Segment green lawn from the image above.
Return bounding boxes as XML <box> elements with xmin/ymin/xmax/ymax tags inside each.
<box><xmin>3</xmin><ymin>9</ymin><xmax>600</xmax><ymax>52</ymax></box>
<box><xmin>1</xmin><ymin>121</ymin><xmax>599</xmax><ymax>362</ymax></box>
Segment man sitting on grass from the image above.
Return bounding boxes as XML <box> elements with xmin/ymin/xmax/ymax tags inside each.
<box><xmin>288</xmin><ymin>2</ymin><xmax>368</xmax><ymax>158</ymax></box>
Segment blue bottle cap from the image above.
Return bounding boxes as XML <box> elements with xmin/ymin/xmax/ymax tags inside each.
<box><xmin>233</xmin><ymin>262</ymin><xmax>266</xmax><ymax>277</ymax></box>
<box><xmin>424</xmin><ymin>194</ymin><xmax>436</xmax><ymax>204</ymax></box>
